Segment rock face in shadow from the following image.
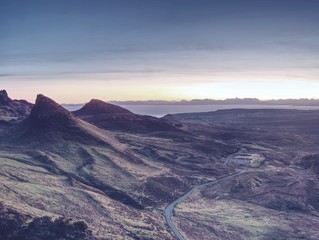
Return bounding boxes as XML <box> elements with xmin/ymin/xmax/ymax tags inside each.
<box><xmin>74</xmin><ymin>99</ymin><xmax>182</xmax><ymax>133</ymax></box>
<box><xmin>10</xmin><ymin>94</ymin><xmax>104</xmax><ymax>145</ymax></box>
<box><xmin>29</xmin><ymin>94</ymin><xmax>77</xmax><ymax>128</ymax></box>
<box><xmin>0</xmin><ymin>90</ymin><xmax>33</xmax><ymax>119</ymax></box>
<box><xmin>0</xmin><ymin>90</ymin><xmax>11</xmax><ymax>105</ymax></box>
<box><xmin>301</xmin><ymin>154</ymin><xmax>319</xmax><ymax>176</ymax></box>
<box><xmin>0</xmin><ymin>203</ymin><xmax>95</xmax><ymax>240</ymax></box>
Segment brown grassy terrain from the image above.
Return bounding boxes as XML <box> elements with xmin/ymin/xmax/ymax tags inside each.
<box><xmin>168</xmin><ymin>109</ymin><xmax>319</xmax><ymax>240</ymax></box>
<box><xmin>0</xmin><ymin>94</ymin><xmax>236</xmax><ymax>239</ymax></box>
<box><xmin>1</xmin><ymin>93</ymin><xmax>319</xmax><ymax>239</ymax></box>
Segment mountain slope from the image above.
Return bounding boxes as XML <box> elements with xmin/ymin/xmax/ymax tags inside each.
<box><xmin>74</xmin><ymin>99</ymin><xmax>132</xmax><ymax>115</ymax></box>
<box><xmin>73</xmin><ymin>99</ymin><xmax>183</xmax><ymax>133</ymax></box>
<box><xmin>0</xmin><ymin>94</ymin><xmax>238</xmax><ymax>239</ymax></box>
<box><xmin>10</xmin><ymin>94</ymin><xmax>109</xmax><ymax>146</ymax></box>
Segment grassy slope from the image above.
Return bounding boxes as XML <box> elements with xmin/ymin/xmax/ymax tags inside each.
<box><xmin>169</xmin><ymin>109</ymin><xmax>319</xmax><ymax>240</ymax></box>
<box><xmin>0</xmin><ymin>148</ymin><xmax>175</xmax><ymax>239</ymax></box>
<box><xmin>4</xmin><ymin>103</ymin><xmax>319</xmax><ymax>239</ymax></box>
<box><xmin>0</xmin><ymin>115</ymin><xmax>235</xmax><ymax>239</ymax></box>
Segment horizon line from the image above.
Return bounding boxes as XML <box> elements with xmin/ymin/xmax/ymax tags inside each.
<box><xmin>60</xmin><ymin>97</ymin><xmax>319</xmax><ymax>105</ymax></box>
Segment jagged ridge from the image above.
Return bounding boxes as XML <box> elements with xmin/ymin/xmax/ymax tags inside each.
<box><xmin>0</xmin><ymin>90</ymin><xmax>33</xmax><ymax>118</ymax></box>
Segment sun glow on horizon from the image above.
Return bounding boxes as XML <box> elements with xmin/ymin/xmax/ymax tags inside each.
<box><xmin>172</xmin><ymin>80</ymin><xmax>319</xmax><ymax>101</ymax></box>
<box><xmin>3</xmin><ymin>77</ymin><xmax>319</xmax><ymax>104</ymax></box>
<box><xmin>2</xmin><ymin>0</ymin><xmax>319</xmax><ymax>104</ymax></box>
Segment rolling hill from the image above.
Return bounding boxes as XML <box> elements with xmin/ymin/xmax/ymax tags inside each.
<box><xmin>73</xmin><ymin>99</ymin><xmax>182</xmax><ymax>133</ymax></box>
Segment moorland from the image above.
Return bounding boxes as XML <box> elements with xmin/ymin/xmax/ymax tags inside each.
<box><xmin>0</xmin><ymin>89</ymin><xmax>319</xmax><ymax>240</ymax></box>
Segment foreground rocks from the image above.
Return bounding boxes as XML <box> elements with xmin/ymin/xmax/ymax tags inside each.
<box><xmin>0</xmin><ymin>203</ymin><xmax>95</xmax><ymax>240</ymax></box>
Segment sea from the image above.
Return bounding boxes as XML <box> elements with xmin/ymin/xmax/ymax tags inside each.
<box><xmin>63</xmin><ymin>104</ymin><xmax>319</xmax><ymax>118</ymax></box>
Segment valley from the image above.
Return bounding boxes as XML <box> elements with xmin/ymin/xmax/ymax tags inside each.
<box><xmin>0</xmin><ymin>91</ymin><xmax>319</xmax><ymax>239</ymax></box>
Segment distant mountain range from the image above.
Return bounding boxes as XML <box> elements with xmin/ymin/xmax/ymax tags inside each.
<box><xmin>111</xmin><ymin>98</ymin><xmax>319</xmax><ymax>106</ymax></box>
<box><xmin>63</xmin><ymin>98</ymin><xmax>319</xmax><ymax>107</ymax></box>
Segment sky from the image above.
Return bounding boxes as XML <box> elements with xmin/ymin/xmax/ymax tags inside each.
<box><xmin>1</xmin><ymin>0</ymin><xmax>319</xmax><ymax>103</ymax></box>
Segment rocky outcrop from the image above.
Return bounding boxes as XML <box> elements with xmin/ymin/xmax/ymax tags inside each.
<box><xmin>0</xmin><ymin>90</ymin><xmax>33</xmax><ymax>119</ymax></box>
<box><xmin>0</xmin><ymin>203</ymin><xmax>95</xmax><ymax>240</ymax></box>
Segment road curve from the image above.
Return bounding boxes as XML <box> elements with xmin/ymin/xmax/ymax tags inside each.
<box><xmin>164</xmin><ymin>170</ymin><xmax>246</xmax><ymax>240</ymax></box>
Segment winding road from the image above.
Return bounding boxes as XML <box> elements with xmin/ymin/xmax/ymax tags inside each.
<box><xmin>164</xmin><ymin>170</ymin><xmax>246</xmax><ymax>240</ymax></box>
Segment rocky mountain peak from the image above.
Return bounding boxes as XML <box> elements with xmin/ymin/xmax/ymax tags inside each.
<box><xmin>0</xmin><ymin>90</ymin><xmax>10</xmax><ymax>105</ymax></box>
<box><xmin>74</xmin><ymin>99</ymin><xmax>132</xmax><ymax>115</ymax></box>
<box><xmin>0</xmin><ymin>90</ymin><xmax>33</xmax><ymax>118</ymax></box>
<box><xmin>0</xmin><ymin>90</ymin><xmax>8</xmax><ymax>97</ymax></box>
<box><xmin>29</xmin><ymin>94</ymin><xmax>75</xmax><ymax>124</ymax></box>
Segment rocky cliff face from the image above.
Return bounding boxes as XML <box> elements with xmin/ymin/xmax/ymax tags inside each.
<box><xmin>28</xmin><ymin>94</ymin><xmax>78</xmax><ymax>128</ymax></box>
<box><xmin>0</xmin><ymin>203</ymin><xmax>95</xmax><ymax>240</ymax></box>
<box><xmin>10</xmin><ymin>94</ymin><xmax>106</xmax><ymax>145</ymax></box>
<box><xmin>0</xmin><ymin>90</ymin><xmax>33</xmax><ymax>119</ymax></box>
